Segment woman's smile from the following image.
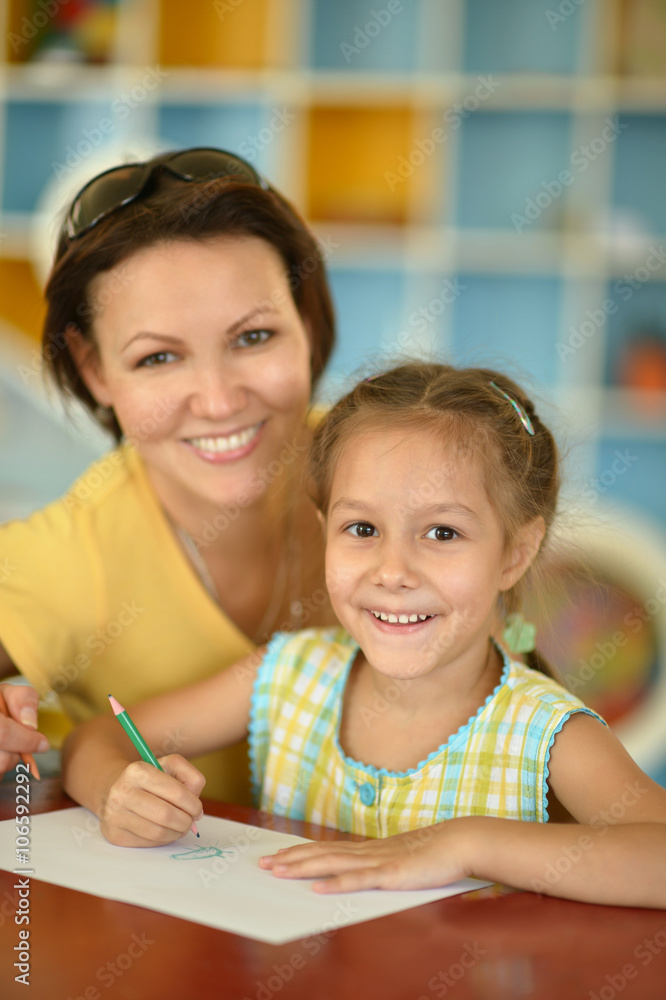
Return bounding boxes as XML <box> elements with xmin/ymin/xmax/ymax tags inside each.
<box><xmin>183</xmin><ymin>421</ymin><xmax>266</xmax><ymax>462</ymax></box>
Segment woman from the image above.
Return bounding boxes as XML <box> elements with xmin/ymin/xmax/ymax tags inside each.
<box><xmin>0</xmin><ymin>148</ymin><xmax>337</xmax><ymax>801</ymax></box>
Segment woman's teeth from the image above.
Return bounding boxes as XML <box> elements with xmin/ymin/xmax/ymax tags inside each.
<box><xmin>371</xmin><ymin>611</ymin><xmax>433</xmax><ymax>624</ymax></box>
<box><xmin>188</xmin><ymin>423</ymin><xmax>261</xmax><ymax>453</ymax></box>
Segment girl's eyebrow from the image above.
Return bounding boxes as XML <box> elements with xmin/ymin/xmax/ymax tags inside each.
<box><xmin>330</xmin><ymin>498</ymin><xmax>480</xmax><ymax>522</ymax></box>
<box><xmin>417</xmin><ymin>502</ymin><xmax>480</xmax><ymax>522</ymax></box>
<box><xmin>121</xmin><ymin>305</ymin><xmax>281</xmax><ymax>353</ymax></box>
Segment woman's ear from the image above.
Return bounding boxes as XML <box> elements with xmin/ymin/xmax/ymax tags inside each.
<box><xmin>499</xmin><ymin>517</ymin><xmax>546</xmax><ymax>592</ymax></box>
<box><xmin>65</xmin><ymin>324</ymin><xmax>113</xmax><ymax>407</ymax></box>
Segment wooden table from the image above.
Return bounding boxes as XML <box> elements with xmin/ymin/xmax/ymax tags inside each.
<box><xmin>1</xmin><ymin>778</ymin><xmax>665</xmax><ymax>1000</ymax></box>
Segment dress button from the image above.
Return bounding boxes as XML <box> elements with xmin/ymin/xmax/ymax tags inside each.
<box><xmin>359</xmin><ymin>782</ymin><xmax>375</xmax><ymax>806</ymax></box>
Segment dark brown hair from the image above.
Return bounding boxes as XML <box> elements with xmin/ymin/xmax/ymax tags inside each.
<box><xmin>308</xmin><ymin>362</ymin><xmax>560</xmax><ymax>675</ymax></box>
<box><xmin>42</xmin><ymin>161</ymin><xmax>335</xmax><ymax>441</ymax></box>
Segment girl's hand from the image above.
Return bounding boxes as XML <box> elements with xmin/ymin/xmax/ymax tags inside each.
<box><xmin>259</xmin><ymin>820</ymin><xmax>472</xmax><ymax>893</ymax></box>
<box><xmin>100</xmin><ymin>754</ymin><xmax>205</xmax><ymax>848</ymax></box>
<box><xmin>0</xmin><ymin>684</ymin><xmax>49</xmax><ymax>777</ymax></box>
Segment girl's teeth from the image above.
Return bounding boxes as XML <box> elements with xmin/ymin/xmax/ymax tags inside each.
<box><xmin>189</xmin><ymin>423</ymin><xmax>260</xmax><ymax>454</ymax></box>
<box><xmin>371</xmin><ymin>611</ymin><xmax>432</xmax><ymax>623</ymax></box>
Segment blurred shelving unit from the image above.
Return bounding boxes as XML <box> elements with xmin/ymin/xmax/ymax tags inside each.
<box><xmin>1</xmin><ymin>0</ymin><xmax>666</xmax><ymax>773</ymax></box>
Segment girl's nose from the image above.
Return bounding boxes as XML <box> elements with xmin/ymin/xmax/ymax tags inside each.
<box><xmin>188</xmin><ymin>365</ymin><xmax>247</xmax><ymax>421</ymax></box>
<box><xmin>370</xmin><ymin>543</ymin><xmax>420</xmax><ymax>590</ymax></box>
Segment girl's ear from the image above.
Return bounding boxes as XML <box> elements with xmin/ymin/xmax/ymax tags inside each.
<box><xmin>499</xmin><ymin>516</ymin><xmax>546</xmax><ymax>592</ymax></box>
<box><xmin>65</xmin><ymin>324</ymin><xmax>113</xmax><ymax>407</ymax></box>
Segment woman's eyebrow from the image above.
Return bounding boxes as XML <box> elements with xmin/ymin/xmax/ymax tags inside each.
<box><xmin>121</xmin><ymin>331</ymin><xmax>182</xmax><ymax>352</ymax></box>
<box><xmin>227</xmin><ymin>305</ymin><xmax>280</xmax><ymax>336</ymax></box>
<box><xmin>120</xmin><ymin>305</ymin><xmax>282</xmax><ymax>353</ymax></box>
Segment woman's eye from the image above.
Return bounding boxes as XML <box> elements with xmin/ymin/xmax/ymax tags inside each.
<box><xmin>235</xmin><ymin>329</ymin><xmax>273</xmax><ymax>348</ymax></box>
<box><xmin>137</xmin><ymin>351</ymin><xmax>178</xmax><ymax>367</ymax></box>
<box><xmin>426</xmin><ymin>525</ymin><xmax>458</xmax><ymax>542</ymax></box>
<box><xmin>346</xmin><ymin>522</ymin><xmax>377</xmax><ymax>538</ymax></box>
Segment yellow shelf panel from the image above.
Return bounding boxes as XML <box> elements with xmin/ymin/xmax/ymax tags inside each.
<box><xmin>0</xmin><ymin>259</ymin><xmax>46</xmax><ymax>343</ymax></box>
<box><xmin>158</xmin><ymin>0</ymin><xmax>269</xmax><ymax>68</ymax></box>
<box><xmin>306</xmin><ymin>105</ymin><xmax>419</xmax><ymax>225</ymax></box>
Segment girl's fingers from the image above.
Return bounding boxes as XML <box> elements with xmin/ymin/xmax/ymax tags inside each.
<box><xmin>158</xmin><ymin>754</ymin><xmax>206</xmax><ymax>798</ymax></box>
<box><xmin>269</xmin><ymin>849</ymin><xmax>384</xmax><ymax>880</ymax></box>
<box><xmin>260</xmin><ymin>839</ymin><xmax>372</xmax><ymax>868</ymax></box>
<box><xmin>312</xmin><ymin>869</ymin><xmax>384</xmax><ymax>893</ymax></box>
<box><xmin>120</xmin><ymin>760</ymin><xmax>203</xmax><ymax>819</ymax></box>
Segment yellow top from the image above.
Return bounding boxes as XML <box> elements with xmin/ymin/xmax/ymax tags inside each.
<box><xmin>0</xmin><ymin>443</ymin><xmax>255</xmax><ymax>803</ymax></box>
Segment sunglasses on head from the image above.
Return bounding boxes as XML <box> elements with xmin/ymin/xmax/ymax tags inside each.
<box><xmin>63</xmin><ymin>147</ymin><xmax>270</xmax><ymax>241</ymax></box>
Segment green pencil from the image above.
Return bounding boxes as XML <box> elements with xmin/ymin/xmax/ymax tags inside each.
<box><xmin>108</xmin><ymin>694</ymin><xmax>200</xmax><ymax>837</ymax></box>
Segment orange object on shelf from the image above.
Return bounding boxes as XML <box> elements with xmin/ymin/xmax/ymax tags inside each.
<box><xmin>307</xmin><ymin>105</ymin><xmax>420</xmax><ymax>225</ymax></box>
<box><xmin>158</xmin><ymin>0</ymin><xmax>268</xmax><ymax>68</ymax></box>
<box><xmin>619</xmin><ymin>333</ymin><xmax>666</xmax><ymax>415</ymax></box>
<box><xmin>0</xmin><ymin>258</ymin><xmax>46</xmax><ymax>342</ymax></box>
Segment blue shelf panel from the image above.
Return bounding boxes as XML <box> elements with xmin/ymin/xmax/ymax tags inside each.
<box><xmin>603</xmin><ymin>273</ymin><xmax>666</xmax><ymax>387</ymax></box>
<box><xmin>2</xmin><ymin>100</ymin><xmax>123</xmax><ymax>212</ymax></box>
<box><xmin>463</xmin><ymin>0</ymin><xmax>583</xmax><ymax>74</ymax></box>
<box><xmin>310</xmin><ymin>0</ymin><xmax>422</xmax><ymax>72</ymax></box>
<box><xmin>595</xmin><ymin>437</ymin><xmax>666</xmax><ymax>526</ymax></box>
<box><xmin>321</xmin><ymin>266</ymin><xmax>406</xmax><ymax>395</ymax></box>
<box><xmin>612</xmin><ymin>114</ymin><xmax>666</xmax><ymax>238</ymax></box>
<box><xmin>455</xmin><ymin>111</ymin><xmax>572</xmax><ymax>229</ymax></box>
<box><xmin>450</xmin><ymin>272</ymin><xmax>562</xmax><ymax>387</ymax></box>
<box><xmin>157</xmin><ymin>103</ymin><xmax>281</xmax><ymax>177</ymax></box>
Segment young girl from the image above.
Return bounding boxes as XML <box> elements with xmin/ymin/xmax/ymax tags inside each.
<box><xmin>62</xmin><ymin>363</ymin><xmax>666</xmax><ymax>908</ymax></box>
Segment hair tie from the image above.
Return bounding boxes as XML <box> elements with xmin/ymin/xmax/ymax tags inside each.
<box><xmin>502</xmin><ymin>613</ymin><xmax>537</xmax><ymax>654</ymax></box>
<box><xmin>489</xmin><ymin>382</ymin><xmax>535</xmax><ymax>436</ymax></box>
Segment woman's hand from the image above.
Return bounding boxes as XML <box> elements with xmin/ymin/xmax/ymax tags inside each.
<box><xmin>0</xmin><ymin>684</ymin><xmax>49</xmax><ymax>777</ymax></box>
<box><xmin>259</xmin><ymin>820</ymin><xmax>473</xmax><ymax>893</ymax></box>
<box><xmin>100</xmin><ymin>754</ymin><xmax>205</xmax><ymax>848</ymax></box>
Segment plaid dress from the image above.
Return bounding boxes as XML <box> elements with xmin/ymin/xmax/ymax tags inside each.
<box><xmin>248</xmin><ymin>627</ymin><xmax>605</xmax><ymax>836</ymax></box>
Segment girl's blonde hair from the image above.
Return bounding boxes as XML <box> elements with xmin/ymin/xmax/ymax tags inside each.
<box><xmin>309</xmin><ymin>362</ymin><xmax>560</xmax><ymax>674</ymax></box>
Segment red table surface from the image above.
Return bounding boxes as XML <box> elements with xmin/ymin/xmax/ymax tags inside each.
<box><xmin>1</xmin><ymin>778</ymin><xmax>665</xmax><ymax>1000</ymax></box>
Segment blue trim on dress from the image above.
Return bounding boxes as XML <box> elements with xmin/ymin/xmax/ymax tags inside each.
<box><xmin>541</xmin><ymin>706</ymin><xmax>607</xmax><ymax>822</ymax></box>
<box><xmin>332</xmin><ymin>641</ymin><xmax>513</xmax><ymax>781</ymax></box>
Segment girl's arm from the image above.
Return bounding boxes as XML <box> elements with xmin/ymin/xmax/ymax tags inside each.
<box><xmin>62</xmin><ymin>647</ymin><xmax>263</xmax><ymax>847</ymax></box>
<box><xmin>260</xmin><ymin>714</ymin><xmax>666</xmax><ymax>908</ymax></box>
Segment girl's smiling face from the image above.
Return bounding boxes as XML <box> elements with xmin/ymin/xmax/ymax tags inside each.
<box><xmin>324</xmin><ymin>426</ymin><xmax>540</xmax><ymax>682</ymax></box>
<box><xmin>73</xmin><ymin>236</ymin><xmax>312</xmax><ymax>518</ymax></box>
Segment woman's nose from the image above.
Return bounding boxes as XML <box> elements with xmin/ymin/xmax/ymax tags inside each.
<box><xmin>188</xmin><ymin>365</ymin><xmax>247</xmax><ymax>420</ymax></box>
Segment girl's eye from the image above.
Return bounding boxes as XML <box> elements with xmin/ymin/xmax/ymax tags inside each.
<box><xmin>234</xmin><ymin>329</ymin><xmax>273</xmax><ymax>348</ymax></box>
<box><xmin>426</xmin><ymin>525</ymin><xmax>458</xmax><ymax>542</ymax></box>
<box><xmin>137</xmin><ymin>351</ymin><xmax>178</xmax><ymax>367</ymax></box>
<box><xmin>346</xmin><ymin>522</ymin><xmax>377</xmax><ymax>538</ymax></box>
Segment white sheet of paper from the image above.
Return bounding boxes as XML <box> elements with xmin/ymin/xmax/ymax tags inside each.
<box><xmin>0</xmin><ymin>808</ymin><xmax>489</xmax><ymax>944</ymax></box>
